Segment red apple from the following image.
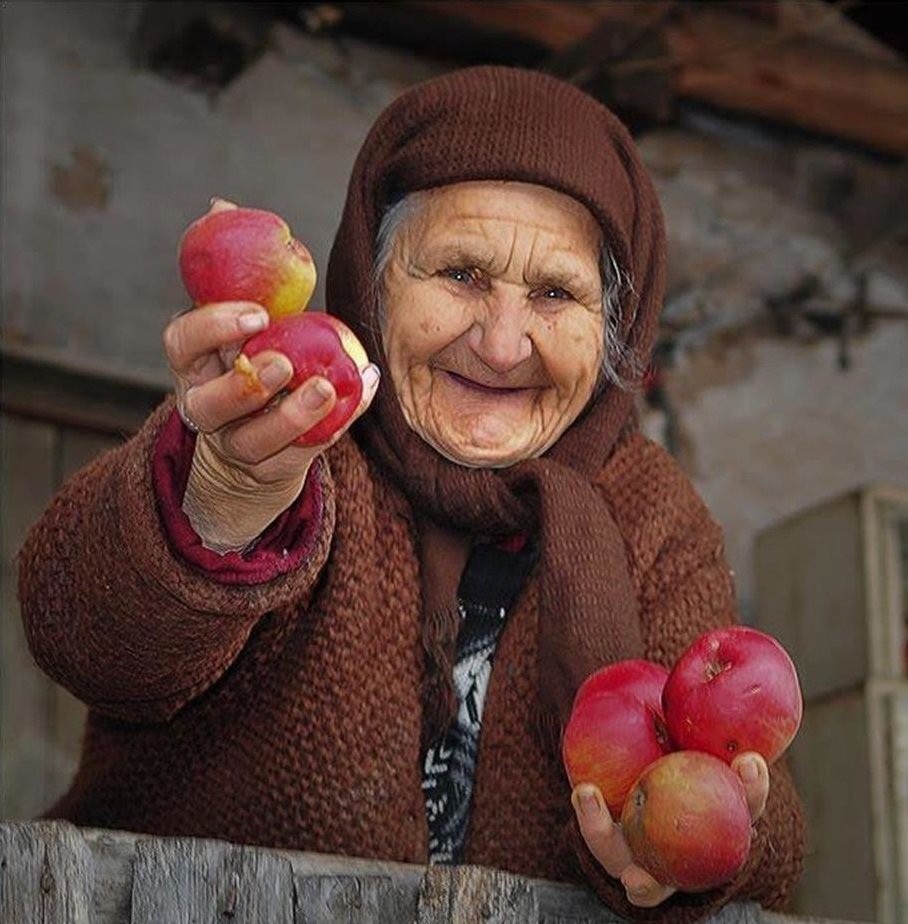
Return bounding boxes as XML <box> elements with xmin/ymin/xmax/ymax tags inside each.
<box><xmin>562</xmin><ymin>660</ymin><xmax>672</xmax><ymax>816</ymax></box>
<box><xmin>179</xmin><ymin>199</ymin><xmax>316</xmax><ymax>320</ymax></box>
<box><xmin>621</xmin><ymin>751</ymin><xmax>752</xmax><ymax>892</ymax></box>
<box><xmin>662</xmin><ymin>626</ymin><xmax>802</xmax><ymax>765</ymax></box>
<box><xmin>239</xmin><ymin>313</ymin><xmax>369</xmax><ymax>446</ymax></box>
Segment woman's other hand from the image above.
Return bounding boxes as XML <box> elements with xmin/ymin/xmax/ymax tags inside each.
<box><xmin>572</xmin><ymin>751</ymin><xmax>769</xmax><ymax>907</ymax></box>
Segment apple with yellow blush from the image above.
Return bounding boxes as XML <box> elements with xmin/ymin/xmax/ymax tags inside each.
<box><xmin>179</xmin><ymin>199</ymin><xmax>316</xmax><ymax>319</ymax></box>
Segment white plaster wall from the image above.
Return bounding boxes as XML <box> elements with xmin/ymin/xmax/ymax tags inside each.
<box><xmin>1</xmin><ymin>1</ymin><xmax>439</xmax><ymax>386</ymax></box>
<box><xmin>2</xmin><ymin>1</ymin><xmax>905</xmax><ymax>625</ymax></box>
<box><xmin>667</xmin><ymin>322</ymin><xmax>908</xmax><ymax>619</ymax></box>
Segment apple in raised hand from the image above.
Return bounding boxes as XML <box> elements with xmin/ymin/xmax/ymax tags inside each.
<box><xmin>662</xmin><ymin>626</ymin><xmax>802</xmax><ymax>765</ymax></box>
<box><xmin>620</xmin><ymin>750</ymin><xmax>752</xmax><ymax>892</ymax></box>
<box><xmin>239</xmin><ymin>312</ymin><xmax>369</xmax><ymax>446</ymax></box>
<box><xmin>562</xmin><ymin>660</ymin><xmax>672</xmax><ymax>816</ymax></box>
<box><xmin>179</xmin><ymin>199</ymin><xmax>316</xmax><ymax>319</ymax></box>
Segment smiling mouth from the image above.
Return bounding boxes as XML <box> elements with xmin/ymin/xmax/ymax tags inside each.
<box><xmin>442</xmin><ymin>370</ymin><xmax>535</xmax><ymax>394</ymax></box>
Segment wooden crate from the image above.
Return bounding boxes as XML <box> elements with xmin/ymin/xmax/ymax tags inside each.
<box><xmin>756</xmin><ymin>486</ymin><xmax>908</xmax><ymax>923</ymax></box>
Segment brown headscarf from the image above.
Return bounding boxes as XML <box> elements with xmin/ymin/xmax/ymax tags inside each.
<box><xmin>326</xmin><ymin>66</ymin><xmax>666</xmax><ymax>747</ymax></box>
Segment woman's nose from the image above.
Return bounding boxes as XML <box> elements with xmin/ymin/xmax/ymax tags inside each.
<box><xmin>468</xmin><ymin>301</ymin><xmax>533</xmax><ymax>374</ymax></box>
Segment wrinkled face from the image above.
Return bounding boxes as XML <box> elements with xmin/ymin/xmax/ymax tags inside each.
<box><xmin>380</xmin><ymin>181</ymin><xmax>605</xmax><ymax>469</ymax></box>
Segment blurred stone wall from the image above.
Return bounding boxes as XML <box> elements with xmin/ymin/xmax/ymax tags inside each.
<box><xmin>2</xmin><ymin>0</ymin><xmax>906</xmax><ymax>621</ymax></box>
<box><xmin>638</xmin><ymin>122</ymin><xmax>908</xmax><ymax>616</ymax></box>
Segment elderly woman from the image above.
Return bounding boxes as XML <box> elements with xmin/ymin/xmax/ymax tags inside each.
<box><xmin>20</xmin><ymin>67</ymin><xmax>804</xmax><ymax>917</ymax></box>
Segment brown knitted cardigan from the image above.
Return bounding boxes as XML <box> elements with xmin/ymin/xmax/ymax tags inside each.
<box><xmin>20</xmin><ymin>66</ymin><xmax>805</xmax><ymax>920</ymax></box>
<box><xmin>20</xmin><ymin>401</ymin><xmax>804</xmax><ymax>921</ymax></box>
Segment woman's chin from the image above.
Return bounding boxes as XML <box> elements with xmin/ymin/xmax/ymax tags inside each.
<box><xmin>426</xmin><ymin>427</ymin><xmax>539</xmax><ymax>469</ymax></box>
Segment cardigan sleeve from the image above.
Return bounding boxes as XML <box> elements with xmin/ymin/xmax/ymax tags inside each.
<box><xmin>18</xmin><ymin>398</ymin><xmax>336</xmax><ymax>724</ymax></box>
<box><xmin>571</xmin><ymin>434</ymin><xmax>806</xmax><ymax>921</ymax></box>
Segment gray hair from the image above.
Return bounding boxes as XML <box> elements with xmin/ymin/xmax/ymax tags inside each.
<box><xmin>371</xmin><ymin>192</ymin><xmax>640</xmax><ymax>392</ymax></box>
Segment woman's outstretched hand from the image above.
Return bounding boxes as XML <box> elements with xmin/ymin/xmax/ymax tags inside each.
<box><xmin>164</xmin><ymin>300</ymin><xmax>379</xmax><ymax>551</ymax></box>
<box><xmin>572</xmin><ymin>751</ymin><xmax>769</xmax><ymax>907</ymax></box>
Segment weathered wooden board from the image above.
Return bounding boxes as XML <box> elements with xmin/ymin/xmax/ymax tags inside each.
<box><xmin>295</xmin><ymin>871</ymin><xmax>418</xmax><ymax>923</ymax></box>
<box><xmin>0</xmin><ymin>821</ymin><xmax>93</xmax><ymax>924</ymax></box>
<box><xmin>417</xmin><ymin>865</ymin><xmax>538</xmax><ymax>923</ymax></box>
<box><xmin>131</xmin><ymin>836</ymin><xmax>295</xmax><ymax>924</ymax></box>
<box><xmin>0</xmin><ymin>821</ymin><xmax>872</xmax><ymax>924</ymax></box>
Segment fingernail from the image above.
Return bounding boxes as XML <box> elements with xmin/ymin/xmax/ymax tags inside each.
<box><xmin>259</xmin><ymin>358</ymin><xmax>291</xmax><ymax>390</ymax></box>
<box><xmin>301</xmin><ymin>377</ymin><xmax>333</xmax><ymax>409</ymax></box>
<box><xmin>362</xmin><ymin>364</ymin><xmax>381</xmax><ymax>391</ymax></box>
<box><xmin>740</xmin><ymin>759</ymin><xmax>759</xmax><ymax>785</ymax></box>
<box><xmin>576</xmin><ymin>786</ymin><xmax>602</xmax><ymax>819</ymax></box>
<box><xmin>238</xmin><ymin>311</ymin><xmax>268</xmax><ymax>333</ymax></box>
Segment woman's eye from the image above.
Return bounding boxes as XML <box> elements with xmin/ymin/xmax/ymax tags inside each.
<box><xmin>539</xmin><ymin>286</ymin><xmax>574</xmax><ymax>302</ymax></box>
<box><xmin>441</xmin><ymin>266</ymin><xmax>480</xmax><ymax>286</ymax></box>
<box><xmin>440</xmin><ymin>266</ymin><xmax>489</xmax><ymax>291</ymax></box>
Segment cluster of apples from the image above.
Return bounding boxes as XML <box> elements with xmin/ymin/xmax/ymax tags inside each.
<box><xmin>562</xmin><ymin>626</ymin><xmax>802</xmax><ymax>892</ymax></box>
<box><xmin>178</xmin><ymin>200</ymin><xmax>369</xmax><ymax>446</ymax></box>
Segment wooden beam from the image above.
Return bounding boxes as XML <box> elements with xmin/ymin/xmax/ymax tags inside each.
<box><xmin>394</xmin><ymin>0</ymin><xmax>601</xmax><ymax>52</ymax></box>
<box><xmin>659</xmin><ymin>7</ymin><xmax>908</xmax><ymax>155</ymax></box>
<box><xmin>312</xmin><ymin>1</ymin><xmax>908</xmax><ymax>154</ymax></box>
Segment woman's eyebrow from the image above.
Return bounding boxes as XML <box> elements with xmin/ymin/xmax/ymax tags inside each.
<box><xmin>525</xmin><ymin>260</ymin><xmax>599</xmax><ymax>293</ymax></box>
<box><xmin>418</xmin><ymin>241</ymin><xmax>497</xmax><ymax>270</ymax></box>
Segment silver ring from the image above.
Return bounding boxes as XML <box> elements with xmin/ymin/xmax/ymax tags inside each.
<box><xmin>176</xmin><ymin>398</ymin><xmax>201</xmax><ymax>434</ymax></box>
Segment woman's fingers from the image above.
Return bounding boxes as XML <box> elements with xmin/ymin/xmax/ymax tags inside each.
<box><xmin>571</xmin><ymin>785</ymin><xmax>633</xmax><ymax>878</ymax></box>
<box><xmin>731</xmin><ymin>752</ymin><xmax>770</xmax><ymax>821</ymax></box>
<box><xmin>620</xmin><ymin>866</ymin><xmax>676</xmax><ymax>908</ymax></box>
<box><xmin>219</xmin><ymin>377</ymin><xmax>337</xmax><ymax>465</ymax></box>
<box><xmin>572</xmin><ymin>784</ymin><xmax>676</xmax><ymax>908</ymax></box>
<box><xmin>182</xmin><ymin>351</ymin><xmax>294</xmax><ymax>434</ymax></box>
<box><xmin>164</xmin><ymin>301</ymin><xmax>269</xmax><ymax>379</ymax></box>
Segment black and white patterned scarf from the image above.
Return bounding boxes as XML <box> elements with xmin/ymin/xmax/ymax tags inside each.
<box><xmin>422</xmin><ymin>536</ymin><xmax>539</xmax><ymax>864</ymax></box>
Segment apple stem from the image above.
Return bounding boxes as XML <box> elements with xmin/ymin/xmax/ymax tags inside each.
<box><xmin>233</xmin><ymin>353</ymin><xmax>265</xmax><ymax>394</ymax></box>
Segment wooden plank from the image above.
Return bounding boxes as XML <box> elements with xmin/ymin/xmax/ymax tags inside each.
<box><xmin>1</xmin><ymin>351</ymin><xmax>164</xmax><ymax>438</ymax></box>
<box><xmin>417</xmin><ymin>865</ymin><xmax>539</xmax><ymax>923</ymax></box>
<box><xmin>787</xmin><ymin>691</ymin><xmax>877</xmax><ymax>920</ymax></box>
<box><xmin>0</xmin><ymin>415</ymin><xmax>60</xmax><ymax>820</ymax></box>
<box><xmin>38</xmin><ymin>428</ymin><xmax>115</xmax><ymax>812</ymax></box>
<box><xmin>393</xmin><ymin>2</ymin><xmax>908</xmax><ymax>155</ymax></box>
<box><xmin>131</xmin><ymin>835</ymin><xmax>295</xmax><ymax>924</ymax></box>
<box><xmin>754</xmin><ymin>492</ymin><xmax>867</xmax><ymax>701</ymax></box>
<box><xmin>0</xmin><ymin>820</ymin><xmax>93</xmax><ymax>924</ymax></box>
<box><xmin>0</xmin><ymin>822</ymin><xmax>871</xmax><ymax>924</ymax></box>
<box><xmin>294</xmin><ymin>872</ymin><xmax>417</xmax><ymax>923</ymax></box>
<box><xmin>534</xmin><ymin>878</ymin><xmax>625</xmax><ymax>923</ymax></box>
<box><xmin>83</xmin><ymin>828</ymin><xmax>135</xmax><ymax>924</ymax></box>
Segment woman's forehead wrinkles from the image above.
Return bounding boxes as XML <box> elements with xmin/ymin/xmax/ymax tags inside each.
<box><xmin>419</xmin><ymin>225</ymin><xmax>598</xmax><ymax>278</ymax></box>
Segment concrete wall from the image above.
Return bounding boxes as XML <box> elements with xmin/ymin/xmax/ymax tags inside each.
<box><xmin>637</xmin><ymin>125</ymin><xmax>908</xmax><ymax>618</ymax></box>
<box><xmin>1</xmin><ymin>0</ymin><xmax>439</xmax><ymax>385</ymax></box>
<box><xmin>2</xmin><ymin>0</ymin><xmax>906</xmax><ymax>617</ymax></box>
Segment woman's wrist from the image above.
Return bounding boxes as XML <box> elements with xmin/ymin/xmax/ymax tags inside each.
<box><xmin>183</xmin><ymin>436</ymin><xmax>313</xmax><ymax>553</ymax></box>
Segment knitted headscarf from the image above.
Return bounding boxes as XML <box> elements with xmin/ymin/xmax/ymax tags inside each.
<box><xmin>326</xmin><ymin>66</ymin><xmax>666</xmax><ymax>747</ymax></box>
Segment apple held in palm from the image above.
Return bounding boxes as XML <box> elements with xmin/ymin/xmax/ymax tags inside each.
<box><xmin>239</xmin><ymin>313</ymin><xmax>370</xmax><ymax>447</ymax></box>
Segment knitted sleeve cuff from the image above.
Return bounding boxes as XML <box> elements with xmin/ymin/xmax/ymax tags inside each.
<box><xmin>152</xmin><ymin>406</ymin><xmax>328</xmax><ymax>584</ymax></box>
<box><xmin>116</xmin><ymin>399</ymin><xmax>336</xmax><ymax>617</ymax></box>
